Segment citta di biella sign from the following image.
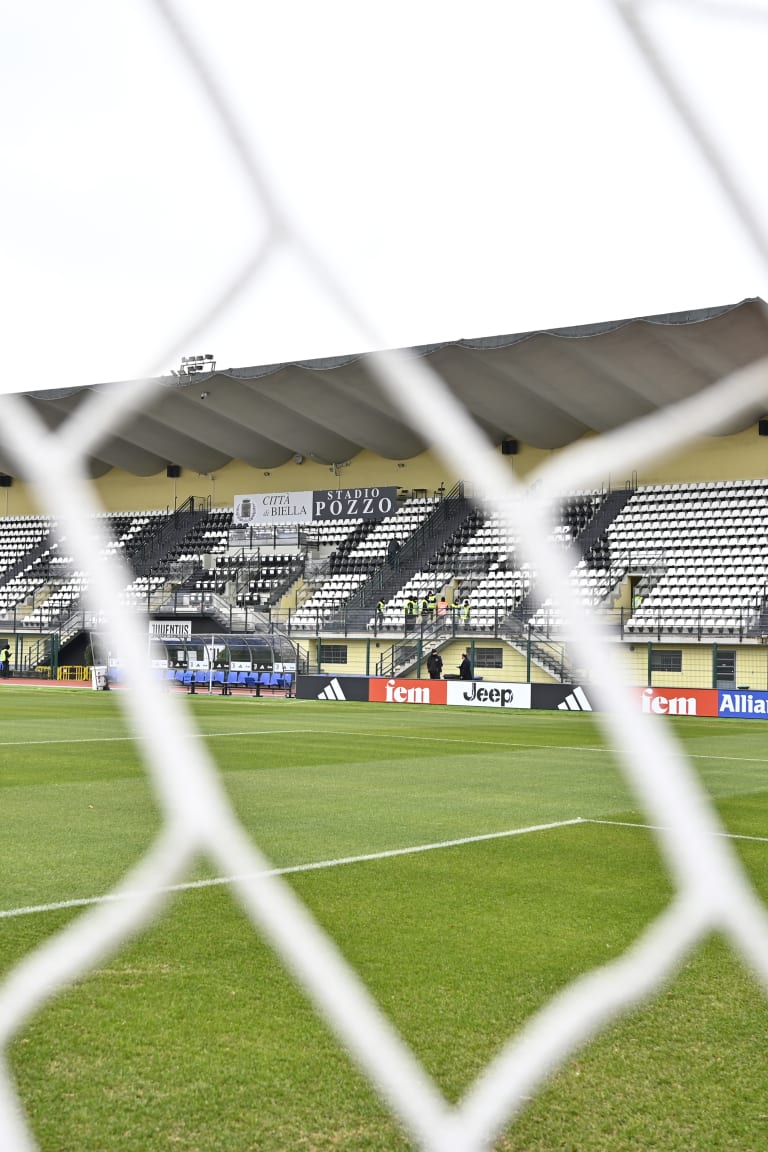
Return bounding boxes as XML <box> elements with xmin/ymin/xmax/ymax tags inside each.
<box><xmin>233</xmin><ymin>487</ymin><xmax>397</xmax><ymax>526</ymax></box>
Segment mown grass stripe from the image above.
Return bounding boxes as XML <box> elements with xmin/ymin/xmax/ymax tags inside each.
<box><xmin>585</xmin><ymin>817</ymin><xmax>768</xmax><ymax>843</ymax></box>
<box><xmin>2</xmin><ymin>724</ymin><xmax>768</xmax><ymax>767</ymax></box>
<box><xmin>0</xmin><ymin>818</ymin><xmax>584</xmax><ymax>921</ymax></box>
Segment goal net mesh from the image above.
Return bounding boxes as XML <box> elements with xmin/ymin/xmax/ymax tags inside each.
<box><xmin>2</xmin><ymin>2</ymin><xmax>768</xmax><ymax>1150</ymax></box>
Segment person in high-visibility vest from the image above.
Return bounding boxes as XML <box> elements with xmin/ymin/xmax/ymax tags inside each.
<box><xmin>421</xmin><ymin>592</ymin><xmax>436</xmax><ymax>621</ymax></box>
<box><xmin>404</xmin><ymin>595</ymin><xmax>418</xmax><ymax>632</ymax></box>
<box><xmin>459</xmin><ymin>598</ymin><xmax>471</xmax><ymax>626</ymax></box>
<box><xmin>376</xmin><ymin>599</ymin><xmax>385</xmax><ymax>628</ymax></box>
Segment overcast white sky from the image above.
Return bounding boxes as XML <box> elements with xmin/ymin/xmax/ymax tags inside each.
<box><xmin>2</xmin><ymin>0</ymin><xmax>768</xmax><ymax>395</ymax></box>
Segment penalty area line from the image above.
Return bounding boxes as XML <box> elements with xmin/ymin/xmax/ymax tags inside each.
<box><xmin>0</xmin><ymin>817</ymin><xmax>584</xmax><ymax>921</ymax></box>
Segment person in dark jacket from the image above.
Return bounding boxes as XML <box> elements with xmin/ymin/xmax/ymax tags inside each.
<box><xmin>459</xmin><ymin>651</ymin><xmax>472</xmax><ymax>680</ymax></box>
<box><xmin>426</xmin><ymin>649</ymin><xmax>443</xmax><ymax>680</ymax></box>
<box><xmin>387</xmin><ymin>537</ymin><xmax>401</xmax><ymax>568</ymax></box>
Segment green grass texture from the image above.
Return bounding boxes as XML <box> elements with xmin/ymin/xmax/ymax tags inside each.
<box><xmin>2</xmin><ymin>688</ymin><xmax>768</xmax><ymax>1150</ymax></box>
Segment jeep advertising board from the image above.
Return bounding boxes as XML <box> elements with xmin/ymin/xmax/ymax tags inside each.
<box><xmin>446</xmin><ymin>681</ymin><xmax>531</xmax><ymax>709</ymax></box>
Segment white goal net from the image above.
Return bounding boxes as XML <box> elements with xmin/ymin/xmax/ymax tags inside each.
<box><xmin>2</xmin><ymin>2</ymin><xmax>768</xmax><ymax>1150</ymax></box>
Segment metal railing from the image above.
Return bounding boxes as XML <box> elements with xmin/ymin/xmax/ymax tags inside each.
<box><xmin>344</xmin><ymin>481</ymin><xmax>470</xmax><ymax>610</ymax></box>
<box><xmin>130</xmin><ymin>495</ymin><xmax>210</xmax><ymax>576</ymax></box>
<box><xmin>14</xmin><ymin>596</ymin><xmax>763</xmax><ymax>649</ymax></box>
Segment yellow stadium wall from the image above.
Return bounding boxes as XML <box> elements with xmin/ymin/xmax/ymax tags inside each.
<box><xmin>305</xmin><ymin>637</ymin><xmax>768</xmax><ymax>691</ymax></box>
<box><xmin>92</xmin><ymin>449</ymin><xmax>454</xmax><ymax>513</ymax></box>
<box><xmin>623</xmin><ymin>642</ymin><xmax>768</xmax><ymax>691</ymax></box>
<box><xmin>503</xmin><ymin>427</ymin><xmax>768</xmax><ymax>487</ymax></box>
<box><xmin>6</xmin><ymin>424</ymin><xmax>768</xmax><ymax>514</ymax></box>
<box><xmin>307</xmin><ymin>637</ymin><xmax>561</xmax><ymax>683</ymax></box>
<box><xmin>0</xmin><ymin>483</ymin><xmax>38</xmax><ymax>518</ymax></box>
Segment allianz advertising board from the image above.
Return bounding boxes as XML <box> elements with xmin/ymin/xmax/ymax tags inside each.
<box><xmin>446</xmin><ymin>681</ymin><xmax>531</xmax><ymax>709</ymax></box>
<box><xmin>718</xmin><ymin>689</ymin><xmax>768</xmax><ymax>719</ymax></box>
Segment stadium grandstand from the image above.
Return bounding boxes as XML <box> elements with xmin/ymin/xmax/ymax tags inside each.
<box><xmin>2</xmin><ymin>296</ymin><xmax>768</xmax><ymax>692</ymax></box>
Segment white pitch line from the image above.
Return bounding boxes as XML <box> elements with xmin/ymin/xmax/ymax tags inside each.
<box><xmin>3</xmin><ymin>726</ymin><xmax>768</xmax><ymax>767</ymax></box>
<box><xmin>0</xmin><ymin>726</ymin><xmax>600</xmax><ymax>753</ymax></box>
<box><xmin>585</xmin><ymin>817</ymin><xmax>768</xmax><ymax>844</ymax></box>
<box><xmin>0</xmin><ymin>818</ymin><xmax>584</xmax><ymax>921</ymax></box>
<box><xmin>0</xmin><ymin>728</ymin><xmax>321</xmax><ymax>748</ymax></box>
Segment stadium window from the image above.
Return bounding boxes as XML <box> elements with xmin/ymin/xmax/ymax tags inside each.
<box><xmin>650</xmin><ymin>650</ymin><xmax>682</xmax><ymax>673</ymax></box>
<box><xmin>474</xmin><ymin>647</ymin><xmax>503</xmax><ymax>670</ymax></box>
<box><xmin>321</xmin><ymin>644</ymin><xmax>348</xmax><ymax>665</ymax></box>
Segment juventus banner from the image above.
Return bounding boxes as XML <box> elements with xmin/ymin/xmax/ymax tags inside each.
<box><xmin>233</xmin><ymin>487</ymin><xmax>397</xmax><ymax>526</ymax></box>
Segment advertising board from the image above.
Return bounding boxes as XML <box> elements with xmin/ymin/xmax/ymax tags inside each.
<box><xmin>636</xmin><ymin>687</ymin><xmax>718</xmax><ymax>717</ymax></box>
<box><xmin>446</xmin><ymin>681</ymin><xmax>531</xmax><ymax>709</ymax></box>
<box><xmin>531</xmin><ymin>684</ymin><xmax>594</xmax><ymax>712</ymax></box>
<box><xmin>718</xmin><ymin>689</ymin><xmax>768</xmax><ymax>719</ymax></box>
<box><xmin>297</xmin><ymin>676</ymin><xmax>371</xmax><ymax>702</ymax></box>
<box><xmin>368</xmin><ymin>678</ymin><xmax>447</xmax><ymax>705</ymax></box>
<box><xmin>294</xmin><ymin>675</ymin><xmax>768</xmax><ymax>722</ymax></box>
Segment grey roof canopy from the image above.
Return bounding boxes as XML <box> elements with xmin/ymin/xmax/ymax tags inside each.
<box><xmin>15</xmin><ymin>298</ymin><xmax>768</xmax><ymax>478</ymax></box>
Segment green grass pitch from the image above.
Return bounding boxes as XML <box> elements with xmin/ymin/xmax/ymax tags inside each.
<box><xmin>2</xmin><ymin>687</ymin><xmax>768</xmax><ymax>1151</ymax></box>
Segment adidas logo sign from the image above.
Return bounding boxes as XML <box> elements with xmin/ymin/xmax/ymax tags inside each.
<box><xmin>557</xmin><ymin>686</ymin><xmax>592</xmax><ymax>711</ymax></box>
<box><xmin>317</xmin><ymin>678</ymin><xmax>346</xmax><ymax>701</ymax></box>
